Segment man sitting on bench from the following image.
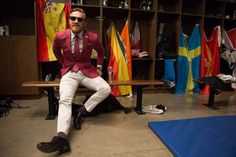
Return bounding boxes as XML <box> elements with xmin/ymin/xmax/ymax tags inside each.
<box><xmin>37</xmin><ymin>8</ymin><xmax>111</xmax><ymax>155</ymax></box>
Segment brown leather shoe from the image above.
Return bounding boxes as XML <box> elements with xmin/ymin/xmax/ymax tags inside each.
<box><xmin>37</xmin><ymin>136</ymin><xmax>70</xmax><ymax>155</ymax></box>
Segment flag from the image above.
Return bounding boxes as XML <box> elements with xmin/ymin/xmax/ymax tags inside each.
<box><xmin>121</xmin><ymin>21</ymin><xmax>132</xmax><ymax>80</ymax></box>
<box><xmin>175</xmin><ymin>25</ymin><xmax>201</xmax><ymax>94</ymax></box>
<box><xmin>163</xmin><ymin>59</ymin><xmax>175</xmax><ymax>82</ymax></box>
<box><xmin>130</xmin><ymin>22</ymin><xmax>141</xmax><ymax>57</ymax></box>
<box><xmin>107</xmin><ymin>23</ymin><xmax>132</xmax><ymax>96</ymax></box>
<box><xmin>200</xmin><ymin>31</ymin><xmax>212</xmax><ymax>94</ymax></box>
<box><xmin>222</xmin><ymin>27</ymin><xmax>236</xmax><ymax>89</ymax></box>
<box><xmin>225</xmin><ymin>27</ymin><xmax>236</xmax><ymax>50</ymax></box>
<box><xmin>36</xmin><ymin>0</ymin><xmax>70</xmax><ymax>62</ymax></box>
<box><xmin>222</xmin><ymin>28</ymin><xmax>236</xmax><ymax>51</ymax></box>
<box><xmin>200</xmin><ymin>26</ymin><xmax>221</xmax><ymax>94</ymax></box>
<box><xmin>207</xmin><ymin>26</ymin><xmax>221</xmax><ymax>76</ymax></box>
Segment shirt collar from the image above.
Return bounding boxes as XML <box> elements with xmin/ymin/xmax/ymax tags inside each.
<box><xmin>71</xmin><ymin>31</ymin><xmax>83</xmax><ymax>39</ymax></box>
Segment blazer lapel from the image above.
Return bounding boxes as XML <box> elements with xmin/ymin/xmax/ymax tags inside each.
<box><xmin>65</xmin><ymin>29</ymin><xmax>71</xmax><ymax>54</ymax></box>
<box><xmin>83</xmin><ymin>31</ymin><xmax>89</xmax><ymax>53</ymax></box>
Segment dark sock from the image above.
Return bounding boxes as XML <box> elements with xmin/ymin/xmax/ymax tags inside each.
<box><xmin>79</xmin><ymin>106</ymin><xmax>87</xmax><ymax>115</ymax></box>
<box><xmin>57</xmin><ymin>132</ymin><xmax>68</xmax><ymax>139</ymax></box>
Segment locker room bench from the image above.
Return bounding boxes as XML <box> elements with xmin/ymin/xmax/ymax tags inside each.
<box><xmin>194</xmin><ymin>78</ymin><xmax>236</xmax><ymax>110</ymax></box>
<box><xmin>22</xmin><ymin>80</ymin><xmax>164</xmax><ymax>120</ymax></box>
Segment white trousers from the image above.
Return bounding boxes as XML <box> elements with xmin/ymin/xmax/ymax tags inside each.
<box><xmin>57</xmin><ymin>70</ymin><xmax>111</xmax><ymax>135</ymax></box>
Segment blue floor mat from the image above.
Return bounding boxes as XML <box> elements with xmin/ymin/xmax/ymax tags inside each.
<box><xmin>148</xmin><ymin>115</ymin><xmax>236</xmax><ymax>157</ymax></box>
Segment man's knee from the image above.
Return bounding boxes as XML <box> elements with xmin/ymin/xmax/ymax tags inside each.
<box><xmin>99</xmin><ymin>85</ymin><xmax>111</xmax><ymax>96</ymax></box>
<box><xmin>59</xmin><ymin>96</ymin><xmax>73</xmax><ymax>105</ymax></box>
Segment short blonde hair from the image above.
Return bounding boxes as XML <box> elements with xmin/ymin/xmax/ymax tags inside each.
<box><xmin>70</xmin><ymin>8</ymin><xmax>86</xmax><ymax>20</ymax></box>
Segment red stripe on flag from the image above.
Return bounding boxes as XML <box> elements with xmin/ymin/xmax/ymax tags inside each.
<box><xmin>36</xmin><ymin>0</ymin><xmax>49</xmax><ymax>62</ymax></box>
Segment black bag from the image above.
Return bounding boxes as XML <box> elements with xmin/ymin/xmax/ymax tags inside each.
<box><xmin>0</xmin><ymin>97</ymin><xmax>13</xmax><ymax>117</ymax></box>
<box><xmin>72</xmin><ymin>94</ymin><xmax>131</xmax><ymax>117</ymax></box>
<box><xmin>156</xmin><ymin>34</ymin><xmax>175</xmax><ymax>58</ymax></box>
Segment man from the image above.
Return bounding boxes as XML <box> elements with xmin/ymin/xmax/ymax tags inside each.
<box><xmin>37</xmin><ymin>8</ymin><xmax>111</xmax><ymax>154</ymax></box>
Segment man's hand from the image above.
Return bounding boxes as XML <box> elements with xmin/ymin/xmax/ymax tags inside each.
<box><xmin>97</xmin><ymin>69</ymin><xmax>102</xmax><ymax>76</ymax></box>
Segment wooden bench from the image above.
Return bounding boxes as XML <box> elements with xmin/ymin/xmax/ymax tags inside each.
<box><xmin>194</xmin><ymin>79</ymin><xmax>236</xmax><ymax>110</ymax></box>
<box><xmin>23</xmin><ymin>80</ymin><xmax>164</xmax><ymax>120</ymax></box>
<box><xmin>207</xmin><ymin>80</ymin><xmax>236</xmax><ymax>110</ymax></box>
<box><xmin>22</xmin><ymin>81</ymin><xmax>60</xmax><ymax>120</ymax></box>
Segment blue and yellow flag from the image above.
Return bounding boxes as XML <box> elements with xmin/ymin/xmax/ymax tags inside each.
<box><xmin>163</xmin><ymin>59</ymin><xmax>175</xmax><ymax>82</ymax></box>
<box><xmin>175</xmin><ymin>25</ymin><xmax>201</xmax><ymax>94</ymax></box>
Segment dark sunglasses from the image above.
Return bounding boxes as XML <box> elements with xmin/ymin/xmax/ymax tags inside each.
<box><xmin>69</xmin><ymin>16</ymin><xmax>84</xmax><ymax>22</ymax></box>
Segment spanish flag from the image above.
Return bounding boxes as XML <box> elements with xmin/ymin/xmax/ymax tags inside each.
<box><xmin>200</xmin><ymin>26</ymin><xmax>221</xmax><ymax>94</ymax></box>
<box><xmin>36</xmin><ymin>0</ymin><xmax>70</xmax><ymax>62</ymax></box>
<box><xmin>175</xmin><ymin>25</ymin><xmax>201</xmax><ymax>94</ymax></box>
<box><xmin>107</xmin><ymin>23</ymin><xmax>132</xmax><ymax>96</ymax></box>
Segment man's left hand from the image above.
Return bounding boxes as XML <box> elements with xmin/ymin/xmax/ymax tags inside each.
<box><xmin>97</xmin><ymin>69</ymin><xmax>102</xmax><ymax>76</ymax></box>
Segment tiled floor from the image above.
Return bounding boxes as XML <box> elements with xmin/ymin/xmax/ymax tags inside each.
<box><xmin>0</xmin><ymin>91</ymin><xmax>235</xmax><ymax>157</ymax></box>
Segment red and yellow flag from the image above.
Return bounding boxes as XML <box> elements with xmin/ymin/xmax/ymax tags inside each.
<box><xmin>36</xmin><ymin>0</ymin><xmax>70</xmax><ymax>62</ymax></box>
<box><xmin>107</xmin><ymin>23</ymin><xmax>132</xmax><ymax>96</ymax></box>
<box><xmin>200</xmin><ymin>26</ymin><xmax>221</xmax><ymax>94</ymax></box>
<box><xmin>121</xmin><ymin>21</ymin><xmax>132</xmax><ymax>80</ymax></box>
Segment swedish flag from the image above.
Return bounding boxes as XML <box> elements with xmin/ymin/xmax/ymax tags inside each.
<box><xmin>175</xmin><ymin>25</ymin><xmax>201</xmax><ymax>94</ymax></box>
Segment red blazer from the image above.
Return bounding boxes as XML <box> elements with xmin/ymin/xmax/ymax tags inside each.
<box><xmin>53</xmin><ymin>29</ymin><xmax>104</xmax><ymax>78</ymax></box>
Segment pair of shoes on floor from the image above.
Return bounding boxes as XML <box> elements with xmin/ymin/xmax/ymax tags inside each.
<box><xmin>37</xmin><ymin>136</ymin><xmax>70</xmax><ymax>155</ymax></box>
<box><xmin>142</xmin><ymin>104</ymin><xmax>167</xmax><ymax>114</ymax></box>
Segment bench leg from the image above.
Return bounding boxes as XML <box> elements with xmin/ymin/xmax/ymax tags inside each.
<box><xmin>134</xmin><ymin>87</ymin><xmax>145</xmax><ymax>114</ymax></box>
<box><xmin>45</xmin><ymin>87</ymin><xmax>57</xmax><ymax>120</ymax></box>
<box><xmin>204</xmin><ymin>87</ymin><xmax>219</xmax><ymax>110</ymax></box>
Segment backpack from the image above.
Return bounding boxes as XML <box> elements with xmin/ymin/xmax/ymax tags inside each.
<box><xmin>72</xmin><ymin>94</ymin><xmax>131</xmax><ymax>117</ymax></box>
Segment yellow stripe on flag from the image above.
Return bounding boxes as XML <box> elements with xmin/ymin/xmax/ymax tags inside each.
<box><xmin>43</xmin><ymin>3</ymin><xmax>67</xmax><ymax>61</ymax></box>
<box><xmin>110</xmin><ymin>24</ymin><xmax>132</xmax><ymax>95</ymax></box>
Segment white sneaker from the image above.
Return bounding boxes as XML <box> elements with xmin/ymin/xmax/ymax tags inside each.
<box><xmin>142</xmin><ymin>104</ymin><xmax>167</xmax><ymax>114</ymax></box>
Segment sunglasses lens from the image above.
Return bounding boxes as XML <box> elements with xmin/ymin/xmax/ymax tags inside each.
<box><xmin>70</xmin><ymin>16</ymin><xmax>84</xmax><ymax>22</ymax></box>
<box><xmin>77</xmin><ymin>18</ymin><xmax>84</xmax><ymax>22</ymax></box>
<box><xmin>70</xmin><ymin>16</ymin><xmax>76</xmax><ymax>21</ymax></box>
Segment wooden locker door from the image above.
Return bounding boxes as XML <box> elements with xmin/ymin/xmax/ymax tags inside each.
<box><xmin>14</xmin><ymin>36</ymin><xmax>39</xmax><ymax>95</ymax></box>
<box><xmin>0</xmin><ymin>36</ymin><xmax>17</xmax><ymax>95</ymax></box>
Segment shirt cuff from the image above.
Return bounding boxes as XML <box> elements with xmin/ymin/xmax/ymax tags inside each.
<box><xmin>96</xmin><ymin>65</ymin><xmax>102</xmax><ymax>70</ymax></box>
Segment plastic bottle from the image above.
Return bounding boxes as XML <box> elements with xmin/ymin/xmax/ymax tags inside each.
<box><xmin>147</xmin><ymin>0</ymin><xmax>152</xmax><ymax>11</ymax></box>
<box><xmin>5</xmin><ymin>25</ymin><xmax>9</xmax><ymax>35</ymax></box>
<box><xmin>108</xmin><ymin>66</ymin><xmax>113</xmax><ymax>82</ymax></box>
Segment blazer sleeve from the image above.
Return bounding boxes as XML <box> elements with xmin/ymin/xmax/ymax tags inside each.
<box><xmin>93</xmin><ymin>35</ymin><xmax>104</xmax><ymax>67</ymax></box>
<box><xmin>53</xmin><ymin>33</ymin><xmax>64</xmax><ymax>66</ymax></box>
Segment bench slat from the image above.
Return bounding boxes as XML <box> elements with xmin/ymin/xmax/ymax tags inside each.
<box><xmin>23</xmin><ymin>80</ymin><xmax>164</xmax><ymax>87</ymax></box>
<box><xmin>108</xmin><ymin>80</ymin><xmax>164</xmax><ymax>86</ymax></box>
<box><xmin>22</xmin><ymin>81</ymin><xmax>60</xmax><ymax>87</ymax></box>
<box><xmin>22</xmin><ymin>80</ymin><xmax>165</xmax><ymax>119</ymax></box>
